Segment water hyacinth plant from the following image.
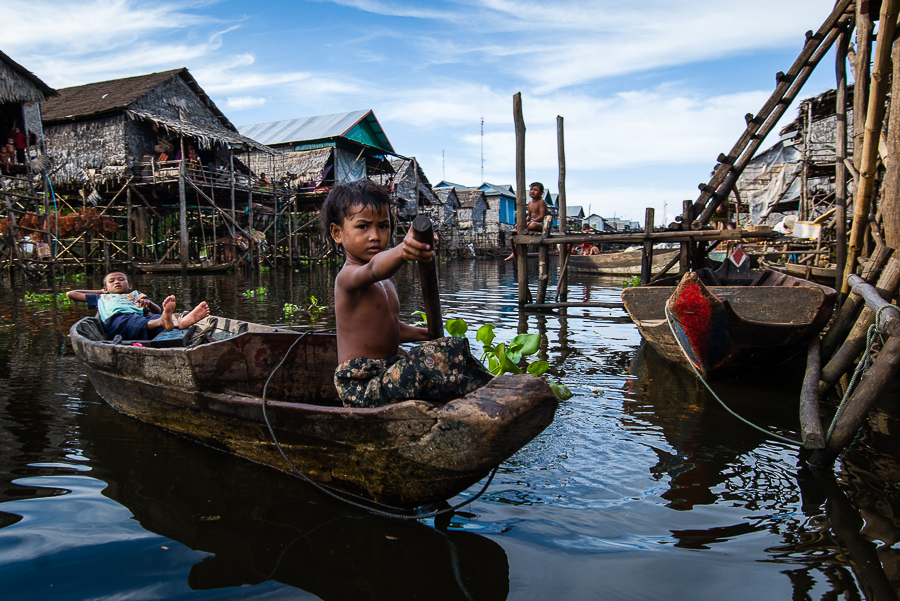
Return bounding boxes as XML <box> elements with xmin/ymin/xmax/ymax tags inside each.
<box><xmin>444</xmin><ymin>318</ymin><xmax>572</xmax><ymax>400</ymax></box>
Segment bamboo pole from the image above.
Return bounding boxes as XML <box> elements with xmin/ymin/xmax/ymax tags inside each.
<box><xmin>178</xmin><ymin>138</ymin><xmax>189</xmax><ymax>272</ymax></box>
<box><xmin>843</xmin><ymin>0</ymin><xmax>899</xmax><ymax>293</ymax></box>
<box><xmin>834</xmin><ymin>23</ymin><xmax>850</xmax><ymax>293</ymax></box>
<box><xmin>513</xmin><ymin>92</ymin><xmax>528</xmax><ymax>305</ymax></box>
<box><xmin>557</xmin><ymin>115</ymin><xmax>568</xmax><ymax>303</ymax></box>
<box><xmin>882</xmin><ymin>16</ymin><xmax>900</xmax><ymax>251</ymax></box>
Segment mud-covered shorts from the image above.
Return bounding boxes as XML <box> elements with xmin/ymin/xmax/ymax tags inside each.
<box><xmin>334</xmin><ymin>336</ymin><xmax>494</xmax><ymax>408</ymax></box>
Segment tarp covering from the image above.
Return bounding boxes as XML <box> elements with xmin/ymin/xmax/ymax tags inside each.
<box><xmin>738</xmin><ymin>142</ymin><xmax>803</xmax><ymax>223</ymax></box>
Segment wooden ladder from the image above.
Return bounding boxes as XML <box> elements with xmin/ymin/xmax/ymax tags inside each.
<box><xmin>691</xmin><ymin>0</ymin><xmax>854</xmax><ymax>228</ymax></box>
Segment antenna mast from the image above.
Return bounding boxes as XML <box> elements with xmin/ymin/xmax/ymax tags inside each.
<box><xmin>480</xmin><ymin>117</ymin><xmax>484</xmax><ymax>182</ymax></box>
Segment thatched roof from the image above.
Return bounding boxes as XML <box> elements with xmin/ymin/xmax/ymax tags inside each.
<box><xmin>42</xmin><ymin>68</ymin><xmax>236</xmax><ymax>131</ymax></box>
<box><xmin>126</xmin><ymin>109</ymin><xmax>272</xmax><ymax>153</ymax></box>
<box><xmin>0</xmin><ymin>49</ymin><xmax>57</xmax><ymax>104</ymax></box>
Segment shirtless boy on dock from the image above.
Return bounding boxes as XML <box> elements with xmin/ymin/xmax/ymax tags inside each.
<box><xmin>505</xmin><ymin>181</ymin><xmax>549</xmax><ymax>260</ymax></box>
<box><xmin>321</xmin><ymin>180</ymin><xmax>493</xmax><ymax>408</ymax></box>
<box><xmin>67</xmin><ymin>271</ymin><xmax>209</xmax><ymax>340</ymax></box>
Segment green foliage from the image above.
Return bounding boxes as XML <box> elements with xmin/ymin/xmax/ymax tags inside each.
<box><xmin>259</xmin><ymin>266</ymin><xmax>270</xmax><ymax>273</ymax></box>
<box><xmin>243</xmin><ymin>286</ymin><xmax>268</xmax><ymax>299</ymax></box>
<box><xmin>447</xmin><ymin>319</ymin><xmax>573</xmax><ymax>400</ymax></box>
<box><xmin>57</xmin><ymin>272</ymin><xmax>86</xmax><ymax>283</ymax></box>
<box><xmin>411</xmin><ymin>310</ymin><xmax>427</xmax><ymax>328</ymax></box>
<box><xmin>284</xmin><ymin>296</ymin><xmax>327</xmax><ymax>322</ymax></box>
<box><xmin>621</xmin><ymin>275</ymin><xmax>641</xmax><ymax>288</ymax></box>
<box><xmin>25</xmin><ymin>292</ymin><xmax>73</xmax><ymax>308</ymax></box>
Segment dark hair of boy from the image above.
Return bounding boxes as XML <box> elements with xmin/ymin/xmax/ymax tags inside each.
<box><xmin>320</xmin><ymin>180</ymin><xmax>393</xmax><ymax>253</ymax></box>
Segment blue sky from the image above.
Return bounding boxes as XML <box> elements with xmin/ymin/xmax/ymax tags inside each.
<box><xmin>3</xmin><ymin>0</ymin><xmax>846</xmax><ymax>223</ymax></box>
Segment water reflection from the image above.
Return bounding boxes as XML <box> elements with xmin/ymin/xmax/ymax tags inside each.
<box><xmin>78</xmin><ymin>385</ymin><xmax>510</xmax><ymax>600</ymax></box>
<box><xmin>0</xmin><ymin>260</ymin><xmax>899</xmax><ymax>600</ymax></box>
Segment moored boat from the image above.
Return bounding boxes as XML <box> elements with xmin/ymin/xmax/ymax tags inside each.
<box><xmin>621</xmin><ymin>258</ymin><xmax>837</xmax><ymax>378</ymax></box>
<box><xmin>69</xmin><ymin>315</ymin><xmax>558</xmax><ymax>509</ymax></box>
<box><xmin>568</xmin><ymin>247</ymin><xmax>679</xmax><ymax>275</ymax></box>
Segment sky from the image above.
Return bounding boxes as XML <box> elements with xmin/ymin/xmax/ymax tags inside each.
<box><xmin>2</xmin><ymin>0</ymin><xmax>848</xmax><ymax>223</ymax></box>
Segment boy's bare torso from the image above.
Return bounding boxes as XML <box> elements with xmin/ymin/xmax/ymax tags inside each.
<box><xmin>334</xmin><ymin>271</ymin><xmax>402</xmax><ymax>363</ymax></box>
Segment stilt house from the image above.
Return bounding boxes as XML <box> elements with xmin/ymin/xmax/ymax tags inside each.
<box><xmin>0</xmin><ymin>50</ymin><xmax>57</xmax><ymax>171</ymax></box>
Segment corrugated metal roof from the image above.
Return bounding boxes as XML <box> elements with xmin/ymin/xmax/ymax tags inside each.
<box><xmin>238</xmin><ymin>109</ymin><xmax>393</xmax><ymax>152</ymax></box>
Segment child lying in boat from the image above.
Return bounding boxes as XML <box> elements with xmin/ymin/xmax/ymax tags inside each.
<box><xmin>66</xmin><ymin>271</ymin><xmax>210</xmax><ymax>340</ymax></box>
<box><xmin>321</xmin><ymin>180</ymin><xmax>493</xmax><ymax>408</ymax></box>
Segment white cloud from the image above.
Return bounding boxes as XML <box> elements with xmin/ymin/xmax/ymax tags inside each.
<box><xmin>224</xmin><ymin>96</ymin><xmax>267</xmax><ymax>111</ymax></box>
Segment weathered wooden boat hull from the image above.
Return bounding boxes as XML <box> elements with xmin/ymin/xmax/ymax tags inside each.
<box><xmin>621</xmin><ymin>269</ymin><xmax>836</xmax><ymax>378</ymax></box>
<box><xmin>759</xmin><ymin>259</ymin><xmax>837</xmax><ymax>286</ymax></box>
<box><xmin>132</xmin><ymin>260</ymin><xmax>238</xmax><ymax>274</ymax></box>
<box><xmin>568</xmin><ymin>248</ymin><xmax>679</xmax><ymax>275</ymax></box>
<box><xmin>70</xmin><ymin>316</ymin><xmax>558</xmax><ymax>508</ymax></box>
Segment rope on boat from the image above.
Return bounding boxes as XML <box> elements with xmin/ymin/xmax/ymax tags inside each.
<box><xmin>663</xmin><ymin>304</ymin><xmax>803</xmax><ymax>447</ymax></box>
<box><xmin>260</xmin><ymin>333</ymin><xmax>498</xmax><ymax>520</ymax></box>
<box><xmin>826</xmin><ymin>304</ymin><xmax>893</xmax><ymax>441</ymax></box>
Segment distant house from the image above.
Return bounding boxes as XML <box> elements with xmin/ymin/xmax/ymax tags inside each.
<box><xmin>0</xmin><ymin>50</ymin><xmax>57</xmax><ymax>169</ymax></box>
<box><xmin>456</xmin><ymin>189</ymin><xmax>488</xmax><ymax>231</ymax></box>
<box><xmin>380</xmin><ymin>156</ymin><xmax>442</xmax><ymax>222</ymax></box>
<box><xmin>432</xmin><ymin>186</ymin><xmax>460</xmax><ymax>226</ymax></box>
<box><xmin>585</xmin><ymin>214</ymin><xmax>608</xmax><ymax>231</ymax></box>
<box><xmin>41</xmin><ymin>68</ymin><xmax>269</xmax><ymax>190</ymax></box>
<box><xmin>566</xmin><ymin>205</ymin><xmax>585</xmax><ymax>231</ymax></box>
<box><xmin>239</xmin><ymin>110</ymin><xmax>394</xmax><ymax>195</ymax></box>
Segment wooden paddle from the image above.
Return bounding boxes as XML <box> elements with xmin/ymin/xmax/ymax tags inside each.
<box><xmin>412</xmin><ymin>214</ymin><xmax>443</xmax><ymax>339</ymax></box>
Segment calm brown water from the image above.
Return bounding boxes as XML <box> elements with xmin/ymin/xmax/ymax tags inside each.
<box><xmin>0</xmin><ymin>258</ymin><xmax>898</xmax><ymax>600</ymax></box>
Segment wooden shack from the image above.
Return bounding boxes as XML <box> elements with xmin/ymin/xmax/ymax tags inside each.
<box><xmin>35</xmin><ymin>68</ymin><xmax>295</xmax><ymax>271</ymax></box>
<box><xmin>0</xmin><ymin>50</ymin><xmax>57</xmax><ymax>171</ymax></box>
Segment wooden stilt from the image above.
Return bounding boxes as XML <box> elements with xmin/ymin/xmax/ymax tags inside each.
<box><xmin>640</xmin><ymin>208</ymin><xmax>655</xmax><ymax>285</ymax></box>
<box><xmin>556</xmin><ymin>116</ymin><xmax>568</xmax><ymax>304</ymax></box>
<box><xmin>834</xmin><ymin>23</ymin><xmax>849</xmax><ymax>294</ymax></box>
<box><xmin>178</xmin><ymin>138</ymin><xmax>189</xmax><ymax>273</ymax></box>
<box><xmin>799</xmin><ymin>338</ymin><xmax>825</xmax><ymax>449</ymax></box>
<box><xmin>513</xmin><ymin>92</ymin><xmax>529</xmax><ymax>306</ymax></box>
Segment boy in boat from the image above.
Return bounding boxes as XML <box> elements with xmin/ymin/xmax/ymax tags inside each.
<box><xmin>505</xmin><ymin>182</ymin><xmax>549</xmax><ymax>261</ymax></box>
<box><xmin>66</xmin><ymin>271</ymin><xmax>210</xmax><ymax>340</ymax></box>
<box><xmin>321</xmin><ymin>180</ymin><xmax>493</xmax><ymax>408</ymax></box>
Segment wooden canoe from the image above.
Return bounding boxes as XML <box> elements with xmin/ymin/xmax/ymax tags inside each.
<box><xmin>621</xmin><ymin>265</ymin><xmax>836</xmax><ymax>378</ymax></box>
<box><xmin>568</xmin><ymin>248</ymin><xmax>679</xmax><ymax>275</ymax></box>
<box><xmin>69</xmin><ymin>316</ymin><xmax>558</xmax><ymax>509</ymax></box>
<box><xmin>758</xmin><ymin>259</ymin><xmax>838</xmax><ymax>286</ymax></box>
<box><xmin>131</xmin><ymin>260</ymin><xmax>239</xmax><ymax>274</ymax></box>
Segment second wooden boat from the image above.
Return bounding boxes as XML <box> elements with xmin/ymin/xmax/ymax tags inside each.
<box><xmin>568</xmin><ymin>248</ymin><xmax>679</xmax><ymax>275</ymax></box>
<box><xmin>132</xmin><ymin>259</ymin><xmax>239</xmax><ymax>274</ymax></box>
<box><xmin>621</xmin><ymin>261</ymin><xmax>836</xmax><ymax>378</ymax></box>
<box><xmin>70</xmin><ymin>316</ymin><xmax>558</xmax><ymax>509</ymax></box>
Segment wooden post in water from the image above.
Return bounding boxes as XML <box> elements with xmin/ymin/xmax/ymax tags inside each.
<box><xmin>639</xmin><ymin>208</ymin><xmax>655</xmax><ymax>285</ymax></box>
<box><xmin>513</xmin><ymin>92</ymin><xmax>528</xmax><ymax>305</ymax></box>
<box><xmin>799</xmin><ymin>338</ymin><xmax>825</xmax><ymax>449</ymax></box>
<box><xmin>412</xmin><ymin>215</ymin><xmax>443</xmax><ymax>339</ymax></box>
<box><xmin>680</xmin><ymin>200</ymin><xmax>693</xmax><ymax>274</ymax></box>
<box><xmin>557</xmin><ymin>115</ymin><xmax>568</xmax><ymax>303</ymax></box>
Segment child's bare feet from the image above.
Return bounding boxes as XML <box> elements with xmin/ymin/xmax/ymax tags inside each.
<box><xmin>161</xmin><ymin>296</ymin><xmax>176</xmax><ymax>331</ymax></box>
<box><xmin>177</xmin><ymin>301</ymin><xmax>210</xmax><ymax>329</ymax></box>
